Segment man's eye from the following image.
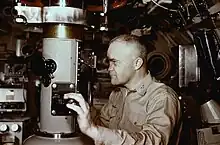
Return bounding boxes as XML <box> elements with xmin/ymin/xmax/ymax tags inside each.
<box><xmin>107</xmin><ymin>59</ymin><xmax>119</xmax><ymax>66</ymax></box>
<box><xmin>113</xmin><ymin>61</ymin><xmax>119</xmax><ymax>66</ymax></box>
<box><xmin>108</xmin><ymin>61</ymin><xmax>115</xmax><ymax>66</ymax></box>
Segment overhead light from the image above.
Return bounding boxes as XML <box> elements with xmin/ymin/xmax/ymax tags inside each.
<box><xmin>100</xmin><ymin>13</ymin><xmax>105</xmax><ymax>16</ymax></box>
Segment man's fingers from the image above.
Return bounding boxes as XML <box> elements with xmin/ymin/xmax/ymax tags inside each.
<box><xmin>64</xmin><ymin>93</ymin><xmax>89</xmax><ymax>113</ymax></box>
<box><xmin>66</xmin><ymin>103</ymin><xmax>83</xmax><ymax>115</ymax></box>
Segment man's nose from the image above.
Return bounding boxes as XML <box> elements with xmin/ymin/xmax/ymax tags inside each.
<box><xmin>108</xmin><ymin>63</ymin><xmax>114</xmax><ymax>71</ymax></box>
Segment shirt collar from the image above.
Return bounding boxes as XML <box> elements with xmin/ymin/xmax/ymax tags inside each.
<box><xmin>118</xmin><ymin>72</ymin><xmax>153</xmax><ymax>97</ymax></box>
<box><xmin>133</xmin><ymin>72</ymin><xmax>153</xmax><ymax>96</ymax></box>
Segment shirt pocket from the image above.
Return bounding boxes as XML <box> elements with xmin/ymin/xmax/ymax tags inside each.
<box><xmin>129</xmin><ymin>111</ymin><xmax>147</xmax><ymax>127</ymax></box>
<box><xmin>121</xmin><ymin>111</ymin><xmax>145</xmax><ymax>133</ymax></box>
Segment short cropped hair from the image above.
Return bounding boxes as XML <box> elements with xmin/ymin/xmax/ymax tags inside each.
<box><xmin>109</xmin><ymin>34</ymin><xmax>148</xmax><ymax>65</ymax></box>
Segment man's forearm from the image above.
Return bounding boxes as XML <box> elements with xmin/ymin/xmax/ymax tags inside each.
<box><xmin>84</xmin><ymin>124</ymin><xmax>135</xmax><ymax>145</ymax></box>
<box><xmin>84</xmin><ymin>124</ymin><xmax>100</xmax><ymax>141</ymax></box>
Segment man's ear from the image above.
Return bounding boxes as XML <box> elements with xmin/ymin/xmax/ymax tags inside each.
<box><xmin>134</xmin><ymin>57</ymin><xmax>144</xmax><ymax>70</ymax></box>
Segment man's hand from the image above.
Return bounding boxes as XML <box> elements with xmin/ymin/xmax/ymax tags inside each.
<box><xmin>64</xmin><ymin>93</ymin><xmax>96</xmax><ymax>135</ymax></box>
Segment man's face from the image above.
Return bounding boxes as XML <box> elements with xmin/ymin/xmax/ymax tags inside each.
<box><xmin>107</xmin><ymin>41</ymin><xmax>136</xmax><ymax>86</ymax></box>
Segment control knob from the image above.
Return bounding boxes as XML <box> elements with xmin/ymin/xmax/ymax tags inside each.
<box><xmin>11</xmin><ymin>124</ymin><xmax>20</xmax><ymax>132</ymax></box>
<box><xmin>0</xmin><ymin>124</ymin><xmax>8</xmax><ymax>132</ymax></box>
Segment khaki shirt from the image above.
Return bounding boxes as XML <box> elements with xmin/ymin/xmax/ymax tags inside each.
<box><xmin>94</xmin><ymin>73</ymin><xmax>181</xmax><ymax>145</ymax></box>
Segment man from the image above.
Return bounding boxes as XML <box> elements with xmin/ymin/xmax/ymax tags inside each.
<box><xmin>64</xmin><ymin>34</ymin><xmax>181</xmax><ymax>145</ymax></box>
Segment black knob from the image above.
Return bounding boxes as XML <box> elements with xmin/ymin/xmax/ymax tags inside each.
<box><xmin>45</xmin><ymin>59</ymin><xmax>57</xmax><ymax>74</ymax></box>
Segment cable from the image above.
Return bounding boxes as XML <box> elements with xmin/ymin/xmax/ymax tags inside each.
<box><xmin>151</xmin><ymin>0</ymin><xmax>178</xmax><ymax>12</ymax></box>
